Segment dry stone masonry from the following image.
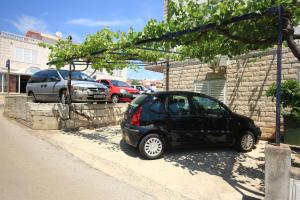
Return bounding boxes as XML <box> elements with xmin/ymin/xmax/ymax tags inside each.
<box><xmin>165</xmin><ymin>47</ymin><xmax>300</xmax><ymax>139</ymax></box>
<box><xmin>4</xmin><ymin>95</ymin><xmax>127</xmax><ymax>130</ymax></box>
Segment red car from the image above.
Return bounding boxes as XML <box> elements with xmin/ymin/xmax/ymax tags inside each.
<box><xmin>98</xmin><ymin>79</ymin><xmax>140</xmax><ymax>103</ymax></box>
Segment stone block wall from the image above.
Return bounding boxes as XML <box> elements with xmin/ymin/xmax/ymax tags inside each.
<box><xmin>227</xmin><ymin>48</ymin><xmax>300</xmax><ymax>139</ymax></box>
<box><xmin>165</xmin><ymin>48</ymin><xmax>300</xmax><ymax>139</ymax></box>
<box><xmin>3</xmin><ymin>95</ymin><xmax>128</xmax><ymax>130</ymax></box>
<box><xmin>167</xmin><ymin>60</ymin><xmax>225</xmax><ymax>91</ymax></box>
<box><xmin>4</xmin><ymin>95</ymin><xmax>34</xmax><ymax>127</ymax></box>
<box><xmin>66</xmin><ymin>103</ymin><xmax>127</xmax><ymax>129</ymax></box>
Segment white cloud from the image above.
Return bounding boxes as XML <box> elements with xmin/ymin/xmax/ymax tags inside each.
<box><xmin>66</xmin><ymin>18</ymin><xmax>144</xmax><ymax>27</ymax></box>
<box><xmin>9</xmin><ymin>15</ymin><xmax>48</xmax><ymax>33</ymax></box>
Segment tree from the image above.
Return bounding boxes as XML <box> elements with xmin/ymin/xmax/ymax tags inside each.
<box><xmin>164</xmin><ymin>0</ymin><xmax>300</xmax><ymax>62</ymax></box>
<box><xmin>131</xmin><ymin>80</ymin><xmax>141</xmax><ymax>85</ymax></box>
<box><xmin>41</xmin><ymin>0</ymin><xmax>300</xmax><ymax>71</ymax></box>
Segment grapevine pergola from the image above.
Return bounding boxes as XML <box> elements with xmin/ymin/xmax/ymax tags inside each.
<box><xmin>45</xmin><ymin>1</ymin><xmax>300</xmax><ymax>145</ymax></box>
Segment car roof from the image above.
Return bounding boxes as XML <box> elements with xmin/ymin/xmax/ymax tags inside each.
<box><xmin>151</xmin><ymin>90</ymin><xmax>229</xmax><ymax>109</ymax></box>
<box><xmin>153</xmin><ymin>91</ymin><xmax>199</xmax><ymax>96</ymax></box>
<box><xmin>153</xmin><ymin>90</ymin><xmax>221</xmax><ymax>102</ymax></box>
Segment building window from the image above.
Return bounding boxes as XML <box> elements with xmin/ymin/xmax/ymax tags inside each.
<box><xmin>15</xmin><ymin>47</ymin><xmax>38</xmax><ymax>64</ymax></box>
<box><xmin>194</xmin><ymin>79</ymin><xmax>226</xmax><ymax>104</ymax></box>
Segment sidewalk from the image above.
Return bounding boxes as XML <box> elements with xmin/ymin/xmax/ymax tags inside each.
<box><xmin>34</xmin><ymin>126</ymin><xmax>268</xmax><ymax>200</ymax></box>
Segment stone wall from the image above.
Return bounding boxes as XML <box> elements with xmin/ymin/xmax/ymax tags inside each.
<box><xmin>165</xmin><ymin>48</ymin><xmax>300</xmax><ymax>139</ymax></box>
<box><xmin>3</xmin><ymin>95</ymin><xmax>127</xmax><ymax>130</ymax></box>
<box><xmin>227</xmin><ymin>49</ymin><xmax>300</xmax><ymax>139</ymax></box>
<box><xmin>167</xmin><ymin>60</ymin><xmax>225</xmax><ymax>91</ymax></box>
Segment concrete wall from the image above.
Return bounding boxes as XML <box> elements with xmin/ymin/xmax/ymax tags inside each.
<box><xmin>3</xmin><ymin>95</ymin><xmax>127</xmax><ymax>130</ymax></box>
<box><xmin>165</xmin><ymin>47</ymin><xmax>300</xmax><ymax>139</ymax></box>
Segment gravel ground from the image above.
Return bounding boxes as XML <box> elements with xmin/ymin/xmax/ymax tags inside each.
<box><xmin>34</xmin><ymin>126</ymin><xmax>285</xmax><ymax>200</ymax></box>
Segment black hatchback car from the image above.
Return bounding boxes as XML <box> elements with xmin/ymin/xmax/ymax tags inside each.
<box><xmin>121</xmin><ymin>91</ymin><xmax>261</xmax><ymax>159</ymax></box>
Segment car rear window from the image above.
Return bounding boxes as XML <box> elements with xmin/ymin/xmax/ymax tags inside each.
<box><xmin>130</xmin><ymin>94</ymin><xmax>148</xmax><ymax>108</ymax></box>
<box><xmin>111</xmin><ymin>80</ymin><xmax>130</xmax><ymax>87</ymax></box>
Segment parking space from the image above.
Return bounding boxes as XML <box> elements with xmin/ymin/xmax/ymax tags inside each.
<box><xmin>35</xmin><ymin>126</ymin><xmax>287</xmax><ymax>200</ymax></box>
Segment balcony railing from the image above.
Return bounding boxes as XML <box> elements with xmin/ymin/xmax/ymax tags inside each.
<box><xmin>0</xmin><ymin>31</ymin><xmax>39</xmax><ymax>43</ymax></box>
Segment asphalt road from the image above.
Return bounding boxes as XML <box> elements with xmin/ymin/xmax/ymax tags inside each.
<box><xmin>0</xmin><ymin>105</ymin><xmax>154</xmax><ymax>200</ymax></box>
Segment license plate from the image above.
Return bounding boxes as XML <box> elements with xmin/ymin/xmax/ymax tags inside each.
<box><xmin>94</xmin><ymin>94</ymin><xmax>104</xmax><ymax>99</ymax></box>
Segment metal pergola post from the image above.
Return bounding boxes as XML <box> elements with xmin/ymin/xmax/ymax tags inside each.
<box><xmin>68</xmin><ymin>63</ymin><xmax>72</xmax><ymax>119</ymax></box>
<box><xmin>275</xmin><ymin>6</ymin><xmax>283</xmax><ymax>145</ymax></box>
<box><xmin>166</xmin><ymin>60</ymin><xmax>170</xmax><ymax>91</ymax></box>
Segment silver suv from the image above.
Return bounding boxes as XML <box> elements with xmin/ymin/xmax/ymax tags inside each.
<box><xmin>26</xmin><ymin>69</ymin><xmax>108</xmax><ymax>103</ymax></box>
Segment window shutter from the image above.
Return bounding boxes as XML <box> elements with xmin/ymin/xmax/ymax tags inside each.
<box><xmin>15</xmin><ymin>47</ymin><xmax>24</xmax><ymax>62</ymax></box>
<box><xmin>32</xmin><ymin>50</ymin><xmax>38</xmax><ymax>64</ymax></box>
<box><xmin>209</xmin><ymin>80</ymin><xmax>226</xmax><ymax>103</ymax></box>
<box><xmin>194</xmin><ymin>81</ymin><xmax>209</xmax><ymax>94</ymax></box>
<box><xmin>194</xmin><ymin>80</ymin><xmax>226</xmax><ymax>104</ymax></box>
<box><xmin>24</xmin><ymin>49</ymin><xmax>32</xmax><ymax>63</ymax></box>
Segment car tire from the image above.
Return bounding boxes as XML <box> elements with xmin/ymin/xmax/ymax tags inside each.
<box><xmin>236</xmin><ymin>131</ymin><xmax>255</xmax><ymax>152</ymax></box>
<box><xmin>111</xmin><ymin>94</ymin><xmax>119</xmax><ymax>104</ymax></box>
<box><xmin>28</xmin><ymin>92</ymin><xmax>37</xmax><ymax>103</ymax></box>
<box><xmin>139</xmin><ymin>134</ymin><xmax>165</xmax><ymax>160</ymax></box>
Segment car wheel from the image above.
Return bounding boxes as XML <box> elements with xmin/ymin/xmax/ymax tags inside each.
<box><xmin>139</xmin><ymin>134</ymin><xmax>165</xmax><ymax>160</ymax></box>
<box><xmin>111</xmin><ymin>94</ymin><xmax>119</xmax><ymax>104</ymax></box>
<box><xmin>60</xmin><ymin>90</ymin><xmax>69</xmax><ymax>104</ymax></box>
<box><xmin>28</xmin><ymin>92</ymin><xmax>37</xmax><ymax>103</ymax></box>
<box><xmin>236</xmin><ymin>131</ymin><xmax>255</xmax><ymax>152</ymax></box>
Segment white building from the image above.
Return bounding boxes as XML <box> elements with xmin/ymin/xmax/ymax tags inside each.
<box><xmin>0</xmin><ymin>31</ymin><xmax>53</xmax><ymax>93</ymax></box>
<box><xmin>0</xmin><ymin>30</ymin><xmax>127</xmax><ymax>94</ymax></box>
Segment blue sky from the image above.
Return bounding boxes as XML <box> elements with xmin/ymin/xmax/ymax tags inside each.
<box><xmin>0</xmin><ymin>0</ymin><xmax>164</xmax><ymax>80</ymax></box>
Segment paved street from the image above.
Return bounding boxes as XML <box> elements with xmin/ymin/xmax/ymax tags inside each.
<box><xmin>0</xmin><ymin>105</ymin><xmax>154</xmax><ymax>200</ymax></box>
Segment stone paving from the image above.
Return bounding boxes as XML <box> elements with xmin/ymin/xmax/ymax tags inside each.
<box><xmin>34</xmin><ymin>126</ymin><xmax>288</xmax><ymax>200</ymax></box>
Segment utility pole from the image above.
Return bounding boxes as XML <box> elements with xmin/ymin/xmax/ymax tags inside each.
<box><xmin>164</xmin><ymin>0</ymin><xmax>170</xmax><ymax>91</ymax></box>
<box><xmin>275</xmin><ymin>6</ymin><xmax>283</xmax><ymax>145</ymax></box>
<box><xmin>166</xmin><ymin>60</ymin><xmax>170</xmax><ymax>91</ymax></box>
<box><xmin>6</xmin><ymin>59</ymin><xmax>10</xmax><ymax>95</ymax></box>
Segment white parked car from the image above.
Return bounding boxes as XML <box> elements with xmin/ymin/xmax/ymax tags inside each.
<box><xmin>26</xmin><ymin>70</ymin><xmax>108</xmax><ymax>103</ymax></box>
<box><xmin>131</xmin><ymin>85</ymin><xmax>152</xmax><ymax>94</ymax></box>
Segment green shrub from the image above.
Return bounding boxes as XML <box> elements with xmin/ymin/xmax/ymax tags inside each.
<box><xmin>266</xmin><ymin>79</ymin><xmax>300</xmax><ymax>119</ymax></box>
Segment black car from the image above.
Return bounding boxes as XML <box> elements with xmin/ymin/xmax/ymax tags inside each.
<box><xmin>121</xmin><ymin>91</ymin><xmax>261</xmax><ymax>159</ymax></box>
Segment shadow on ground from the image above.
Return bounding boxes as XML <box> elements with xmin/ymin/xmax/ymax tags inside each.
<box><xmin>63</xmin><ymin>127</ymin><xmax>122</xmax><ymax>152</ymax></box>
<box><xmin>164</xmin><ymin>147</ymin><xmax>265</xmax><ymax>200</ymax></box>
<box><xmin>63</xmin><ymin>127</ymin><xmax>265</xmax><ymax>200</ymax></box>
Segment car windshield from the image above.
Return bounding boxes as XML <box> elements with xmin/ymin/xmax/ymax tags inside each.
<box><xmin>59</xmin><ymin>70</ymin><xmax>95</xmax><ymax>82</ymax></box>
<box><xmin>111</xmin><ymin>80</ymin><xmax>130</xmax><ymax>87</ymax></box>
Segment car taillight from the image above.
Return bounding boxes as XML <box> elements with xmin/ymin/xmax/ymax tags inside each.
<box><xmin>131</xmin><ymin>106</ymin><xmax>142</xmax><ymax>126</ymax></box>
